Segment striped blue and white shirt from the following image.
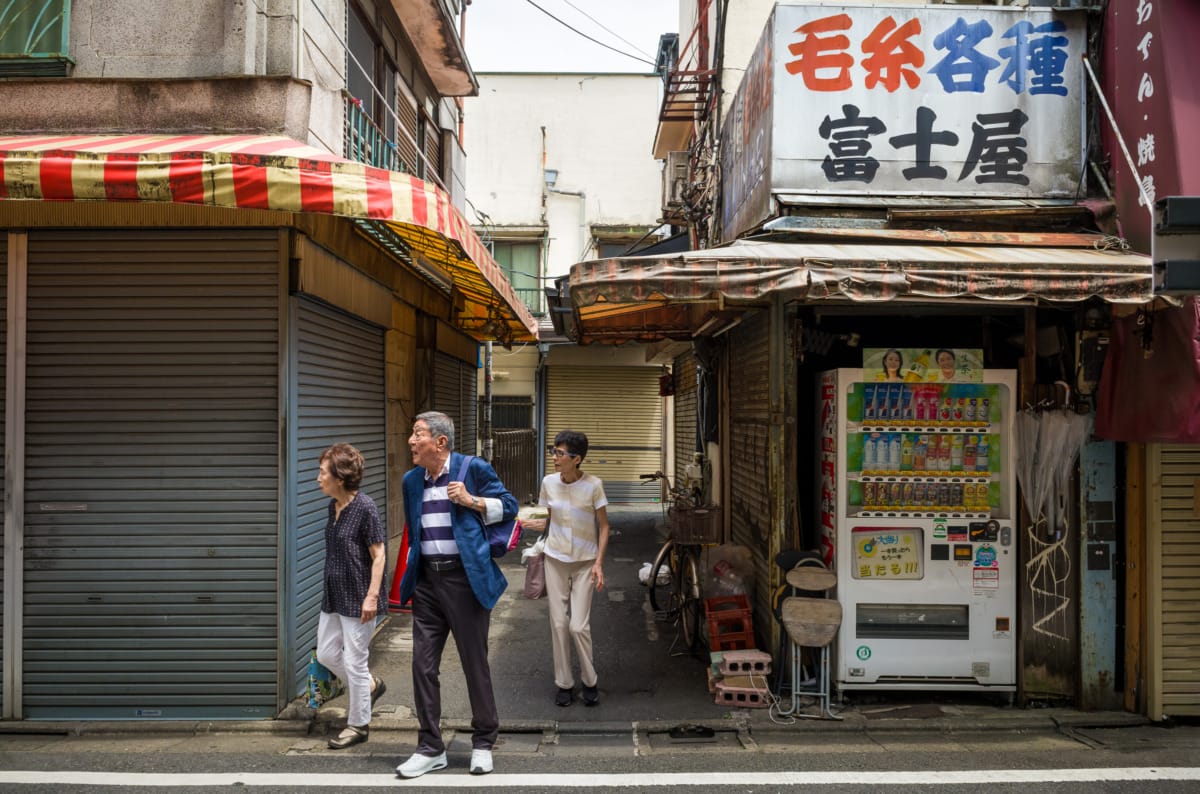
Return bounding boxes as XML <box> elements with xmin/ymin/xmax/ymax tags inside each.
<box><xmin>420</xmin><ymin>458</ymin><xmax>460</xmax><ymax>557</ymax></box>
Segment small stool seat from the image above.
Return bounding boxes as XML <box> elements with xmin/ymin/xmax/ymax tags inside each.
<box><xmin>780</xmin><ymin>597</ymin><xmax>841</xmax><ymax>649</ymax></box>
<box><xmin>774</xmin><ymin>560</ymin><xmax>842</xmax><ymax>721</ymax></box>
<box><xmin>785</xmin><ymin>566</ymin><xmax>837</xmax><ymax>593</ymax></box>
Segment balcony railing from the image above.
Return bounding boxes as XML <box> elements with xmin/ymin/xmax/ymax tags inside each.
<box><xmin>514</xmin><ymin>286</ymin><xmax>545</xmax><ymax>316</ymax></box>
<box><xmin>346</xmin><ymin>95</ymin><xmax>542</xmax><ymax>315</ymax></box>
<box><xmin>344</xmin><ymin>96</ymin><xmax>409</xmax><ymax>174</ymax></box>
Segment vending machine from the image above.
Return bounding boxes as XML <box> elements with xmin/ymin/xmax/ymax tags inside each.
<box><xmin>817</xmin><ymin>365</ymin><xmax>1017</xmax><ymax>694</ymax></box>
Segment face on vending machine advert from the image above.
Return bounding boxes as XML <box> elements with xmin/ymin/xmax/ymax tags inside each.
<box><xmin>863</xmin><ymin>348</ymin><xmax>984</xmax><ymax>383</ymax></box>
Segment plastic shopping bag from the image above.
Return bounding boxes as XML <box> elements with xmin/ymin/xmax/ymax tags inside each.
<box><xmin>638</xmin><ymin>561</ymin><xmax>671</xmax><ymax>587</ymax></box>
<box><xmin>523</xmin><ymin>537</ymin><xmax>547</xmax><ymax>599</ymax></box>
<box><xmin>306</xmin><ymin>648</ymin><xmax>343</xmax><ymax>708</ymax></box>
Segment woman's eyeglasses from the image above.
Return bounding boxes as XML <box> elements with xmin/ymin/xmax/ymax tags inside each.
<box><xmin>551</xmin><ymin>449</ymin><xmax>577</xmax><ymax>458</ymax></box>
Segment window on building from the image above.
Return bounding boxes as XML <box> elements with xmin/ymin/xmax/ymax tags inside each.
<box><xmin>593</xmin><ymin>229</ymin><xmax>657</xmax><ymax>260</ymax></box>
<box><xmin>347</xmin><ymin>5</ymin><xmax>380</xmax><ymax>119</ymax></box>
<box><xmin>597</xmin><ymin>241</ymin><xmax>633</xmax><ymax>259</ymax></box>
<box><xmin>344</xmin><ymin>1</ymin><xmax>435</xmax><ymax>179</ymax></box>
<box><xmin>0</xmin><ymin>0</ymin><xmax>73</xmax><ymax>77</ymax></box>
<box><xmin>491</xmin><ymin>241</ymin><xmax>544</xmax><ymax>316</ymax></box>
<box><xmin>480</xmin><ymin>396</ymin><xmax>534</xmax><ymax>430</ymax></box>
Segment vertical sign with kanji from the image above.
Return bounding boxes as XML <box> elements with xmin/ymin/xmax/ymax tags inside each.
<box><xmin>1100</xmin><ymin>0</ymin><xmax>1200</xmax><ymax>255</ymax></box>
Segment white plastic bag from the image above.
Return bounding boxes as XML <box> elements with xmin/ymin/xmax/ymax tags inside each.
<box><xmin>522</xmin><ymin>536</ymin><xmax>546</xmax><ymax>564</ymax></box>
<box><xmin>638</xmin><ymin>561</ymin><xmax>671</xmax><ymax>586</ymax></box>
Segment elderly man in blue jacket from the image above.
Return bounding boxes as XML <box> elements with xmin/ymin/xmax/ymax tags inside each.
<box><xmin>394</xmin><ymin>411</ymin><xmax>518</xmax><ymax>780</ymax></box>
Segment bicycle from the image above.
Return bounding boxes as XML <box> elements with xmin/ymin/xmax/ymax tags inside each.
<box><xmin>640</xmin><ymin>471</ymin><xmax>721</xmax><ymax>654</ymax></box>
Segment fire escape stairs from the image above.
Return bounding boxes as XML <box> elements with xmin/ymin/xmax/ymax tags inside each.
<box><xmin>659</xmin><ymin>68</ymin><xmax>716</xmax><ymax>123</ymax></box>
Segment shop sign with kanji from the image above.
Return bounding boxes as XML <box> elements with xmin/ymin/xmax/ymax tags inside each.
<box><xmin>721</xmin><ymin>3</ymin><xmax>1085</xmax><ymax>230</ymax></box>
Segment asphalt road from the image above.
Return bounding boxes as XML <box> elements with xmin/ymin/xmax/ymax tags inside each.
<box><xmin>1</xmin><ymin>720</ymin><xmax>1199</xmax><ymax>792</ymax></box>
<box><xmin>3</xmin><ymin>505</ymin><xmax>1196</xmax><ymax>790</ymax></box>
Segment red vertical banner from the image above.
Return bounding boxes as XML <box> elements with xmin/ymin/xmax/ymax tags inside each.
<box><xmin>1101</xmin><ymin>0</ymin><xmax>1200</xmax><ymax>253</ymax></box>
<box><xmin>818</xmin><ymin>371</ymin><xmax>839</xmax><ymax>568</ymax></box>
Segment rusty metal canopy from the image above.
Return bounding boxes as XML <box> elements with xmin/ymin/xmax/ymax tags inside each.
<box><xmin>565</xmin><ymin>236</ymin><xmax>1153</xmax><ymax>344</ymax></box>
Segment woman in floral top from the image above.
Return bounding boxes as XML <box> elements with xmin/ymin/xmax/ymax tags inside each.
<box><xmin>316</xmin><ymin>443</ymin><xmax>387</xmax><ymax>749</ymax></box>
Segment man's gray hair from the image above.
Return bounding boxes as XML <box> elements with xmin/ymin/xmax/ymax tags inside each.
<box><xmin>416</xmin><ymin>411</ymin><xmax>455</xmax><ymax>451</ymax></box>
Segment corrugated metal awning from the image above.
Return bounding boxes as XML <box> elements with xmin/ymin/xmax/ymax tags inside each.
<box><xmin>564</xmin><ymin>237</ymin><xmax>1153</xmax><ymax>344</ymax></box>
<box><xmin>0</xmin><ymin>134</ymin><xmax>536</xmax><ymax>343</ymax></box>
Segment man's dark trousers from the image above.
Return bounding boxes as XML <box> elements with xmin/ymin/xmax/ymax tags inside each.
<box><xmin>411</xmin><ymin>564</ymin><xmax>499</xmax><ymax>753</ymax></box>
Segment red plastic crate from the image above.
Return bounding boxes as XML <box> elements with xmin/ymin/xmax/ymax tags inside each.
<box><xmin>704</xmin><ymin>594</ymin><xmax>755</xmax><ymax>651</ymax></box>
<box><xmin>703</xmin><ymin>594</ymin><xmax>751</xmax><ymax>618</ymax></box>
<box><xmin>707</xmin><ymin>615</ymin><xmax>754</xmax><ymax>651</ymax></box>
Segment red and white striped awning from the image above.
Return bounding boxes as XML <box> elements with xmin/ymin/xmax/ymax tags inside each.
<box><xmin>0</xmin><ymin>134</ymin><xmax>536</xmax><ymax>343</ymax></box>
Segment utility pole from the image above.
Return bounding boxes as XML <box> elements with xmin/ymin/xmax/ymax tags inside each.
<box><xmin>483</xmin><ymin>340</ymin><xmax>494</xmax><ymax>461</ymax></box>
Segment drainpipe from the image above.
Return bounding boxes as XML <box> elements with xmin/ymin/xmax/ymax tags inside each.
<box><xmin>536</xmin><ymin>348</ymin><xmax>548</xmax><ymax>484</ymax></box>
<box><xmin>459</xmin><ymin>3</ymin><xmax>469</xmax><ymax>147</ymax></box>
<box><xmin>483</xmin><ymin>341</ymin><xmax>493</xmax><ymax>461</ymax></box>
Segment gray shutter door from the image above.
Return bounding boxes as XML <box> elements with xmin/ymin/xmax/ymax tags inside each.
<box><xmin>673</xmin><ymin>352</ymin><xmax>699</xmax><ymax>476</ymax></box>
<box><xmin>0</xmin><ymin>234</ymin><xmax>6</xmax><ymax>717</ymax></box>
<box><xmin>434</xmin><ymin>353</ymin><xmax>477</xmax><ymax>455</ymax></box>
<box><xmin>727</xmin><ymin>312</ymin><xmax>771</xmax><ymax>618</ymax></box>
<box><xmin>21</xmin><ymin>229</ymin><xmax>280</xmax><ymax>719</ymax></box>
<box><xmin>1155</xmin><ymin>443</ymin><xmax>1200</xmax><ymax>717</ymax></box>
<box><xmin>287</xmin><ymin>298</ymin><xmax>386</xmax><ymax>698</ymax></box>
<box><xmin>545</xmin><ymin>366</ymin><xmax>663</xmax><ymax>502</ymax></box>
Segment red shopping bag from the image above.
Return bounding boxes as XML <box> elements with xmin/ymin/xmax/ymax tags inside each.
<box><xmin>387</xmin><ymin>523</ymin><xmax>411</xmax><ymax>612</ymax></box>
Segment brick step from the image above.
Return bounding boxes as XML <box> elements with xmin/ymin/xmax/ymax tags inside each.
<box><xmin>717</xmin><ymin>648</ymin><xmax>772</xmax><ymax>676</ymax></box>
<box><xmin>714</xmin><ymin>675</ymin><xmax>770</xmax><ymax>708</ymax></box>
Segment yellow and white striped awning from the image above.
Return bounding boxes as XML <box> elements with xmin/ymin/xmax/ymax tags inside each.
<box><xmin>0</xmin><ymin>133</ymin><xmax>537</xmax><ymax>343</ymax></box>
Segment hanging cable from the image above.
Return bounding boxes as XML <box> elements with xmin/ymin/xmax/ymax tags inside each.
<box><xmin>558</xmin><ymin>0</ymin><xmax>657</xmax><ymax>59</ymax></box>
<box><xmin>522</xmin><ymin>0</ymin><xmax>657</xmax><ymax>67</ymax></box>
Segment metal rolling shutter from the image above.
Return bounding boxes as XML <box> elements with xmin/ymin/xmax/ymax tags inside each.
<box><xmin>21</xmin><ymin>229</ymin><xmax>280</xmax><ymax>719</ymax></box>
<box><xmin>1155</xmin><ymin>443</ymin><xmax>1200</xmax><ymax>717</ymax></box>
<box><xmin>673</xmin><ymin>352</ymin><xmax>699</xmax><ymax>476</ymax></box>
<box><xmin>546</xmin><ymin>366</ymin><xmax>663</xmax><ymax>502</ymax></box>
<box><xmin>0</xmin><ymin>234</ymin><xmax>6</xmax><ymax>716</ymax></box>
<box><xmin>287</xmin><ymin>298</ymin><xmax>386</xmax><ymax>699</ymax></box>
<box><xmin>727</xmin><ymin>312</ymin><xmax>772</xmax><ymax>618</ymax></box>
<box><xmin>434</xmin><ymin>353</ymin><xmax>477</xmax><ymax>455</ymax></box>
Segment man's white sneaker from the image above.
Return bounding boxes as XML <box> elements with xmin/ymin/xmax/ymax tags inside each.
<box><xmin>469</xmin><ymin>748</ymin><xmax>494</xmax><ymax>775</ymax></box>
<box><xmin>396</xmin><ymin>752</ymin><xmax>448</xmax><ymax>779</ymax></box>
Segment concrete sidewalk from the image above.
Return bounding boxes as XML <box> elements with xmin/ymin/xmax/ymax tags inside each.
<box><xmin>323</xmin><ymin>503</ymin><xmax>1146</xmax><ymax>741</ymax></box>
<box><xmin>0</xmin><ymin>504</ymin><xmax>1146</xmax><ymax>742</ymax></box>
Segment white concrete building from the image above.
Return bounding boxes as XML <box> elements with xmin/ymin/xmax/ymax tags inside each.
<box><xmin>466</xmin><ymin>72</ymin><xmax>677</xmax><ymax>500</ymax></box>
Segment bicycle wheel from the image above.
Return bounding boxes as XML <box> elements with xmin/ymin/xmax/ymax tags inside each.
<box><xmin>647</xmin><ymin>539</ymin><xmax>674</xmax><ymax>613</ymax></box>
<box><xmin>676</xmin><ymin>549</ymin><xmax>702</xmax><ymax>650</ymax></box>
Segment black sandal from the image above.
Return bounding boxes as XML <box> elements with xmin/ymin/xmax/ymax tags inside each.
<box><xmin>370</xmin><ymin>676</ymin><xmax>387</xmax><ymax>707</ymax></box>
<box><xmin>328</xmin><ymin>724</ymin><xmax>369</xmax><ymax>749</ymax></box>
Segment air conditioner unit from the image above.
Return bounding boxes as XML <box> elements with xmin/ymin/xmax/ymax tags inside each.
<box><xmin>1154</xmin><ymin>196</ymin><xmax>1200</xmax><ymax>294</ymax></box>
<box><xmin>663</xmin><ymin>151</ymin><xmax>689</xmax><ymax>210</ymax></box>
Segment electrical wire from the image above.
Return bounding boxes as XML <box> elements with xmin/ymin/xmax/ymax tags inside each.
<box><xmin>522</xmin><ymin>0</ymin><xmax>657</xmax><ymax>68</ymax></box>
<box><xmin>558</xmin><ymin>0</ymin><xmax>657</xmax><ymax>60</ymax></box>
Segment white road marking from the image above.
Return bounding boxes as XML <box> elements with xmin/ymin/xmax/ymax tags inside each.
<box><xmin>1</xmin><ymin>767</ymin><xmax>1198</xmax><ymax>787</ymax></box>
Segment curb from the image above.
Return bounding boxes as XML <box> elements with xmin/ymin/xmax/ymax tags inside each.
<box><xmin>0</xmin><ymin>720</ymin><xmax>312</xmax><ymax>737</ymax></box>
<box><xmin>0</xmin><ymin>709</ymin><xmax>1148</xmax><ymax>740</ymax></box>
